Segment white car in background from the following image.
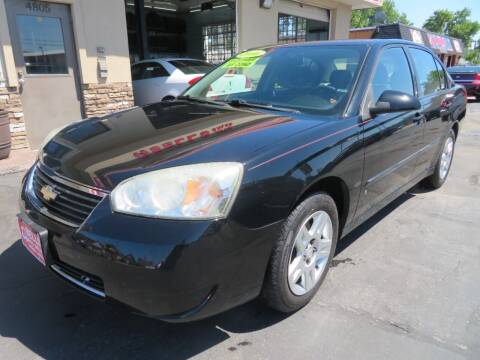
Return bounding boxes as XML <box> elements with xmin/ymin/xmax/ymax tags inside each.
<box><xmin>131</xmin><ymin>58</ymin><xmax>214</xmax><ymax>106</ymax></box>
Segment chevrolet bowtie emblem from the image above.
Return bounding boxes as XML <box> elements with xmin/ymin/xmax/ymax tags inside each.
<box><xmin>40</xmin><ymin>185</ymin><xmax>59</xmax><ymax>201</ymax></box>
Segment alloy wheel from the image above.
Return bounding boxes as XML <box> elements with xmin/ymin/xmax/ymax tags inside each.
<box><xmin>439</xmin><ymin>136</ymin><xmax>454</xmax><ymax>180</ymax></box>
<box><xmin>288</xmin><ymin>210</ymin><xmax>333</xmax><ymax>296</ymax></box>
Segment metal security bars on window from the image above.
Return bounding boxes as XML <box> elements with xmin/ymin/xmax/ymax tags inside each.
<box><xmin>278</xmin><ymin>14</ymin><xmax>307</xmax><ymax>44</ymax></box>
<box><xmin>202</xmin><ymin>23</ymin><xmax>237</xmax><ymax>64</ymax></box>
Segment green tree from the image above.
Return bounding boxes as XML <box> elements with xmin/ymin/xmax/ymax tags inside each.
<box><xmin>423</xmin><ymin>8</ymin><xmax>480</xmax><ymax>48</ymax></box>
<box><xmin>351</xmin><ymin>0</ymin><xmax>411</xmax><ymax>28</ymax></box>
<box><xmin>465</xmin><ymin>48</ymin><xmax>480</xmax><ymax>64</ymax></box>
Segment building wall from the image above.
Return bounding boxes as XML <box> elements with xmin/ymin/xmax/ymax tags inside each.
<box><xmin>0</xmin><ymin>87</ymin><xmax>25</xmax><ymax>149</ymax></box>
<box><xmin>0</xmin><ymin>0</ymin><xmax>133</xmax><ymax>150</ymax></box>
<box><xmin>237</xmin><ymin>0</ymin><xmax>353</xmax><ymax>51</ymax></box>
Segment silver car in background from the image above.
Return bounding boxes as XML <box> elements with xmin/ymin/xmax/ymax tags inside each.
<box><xmin>131</xmin><ymin>58</ymin><xmax>214</xmax><ymax>106</ymax></box>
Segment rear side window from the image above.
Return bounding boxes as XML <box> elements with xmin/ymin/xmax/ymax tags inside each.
<box><xmin>142</xmin><ymin>62</ymin><xmax>169</xmax><ymax>79</ymax></box>
<box><xmin>131</xmin><ymin>62</ymin><xmax>169</xmax><ymax>80</ymax></box>
<box><xmin>169</xmin><ymin>60</ymin><xmax>214</xmax><ymax>74</ymax></box>
<box><xmin>371</xmin><ymin>47</ymin><xmax>414</xmax><ymax>103</ymax></box>
<box><xmin>434</xmin><ymin>59</ymin><xmax>447</xmax><ymax>89</ymax></box>
<box><xmin>409</xmin><ymin>48</ymin><xmax>441</xmax><ymax>96</ymax></box>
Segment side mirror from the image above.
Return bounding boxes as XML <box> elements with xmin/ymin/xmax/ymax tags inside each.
<box><xmin>369</xmin><ymin>90</ymin><xmax>421</xmax><ymax>117</ymax></box>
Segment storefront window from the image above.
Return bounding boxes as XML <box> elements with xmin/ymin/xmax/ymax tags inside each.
<box><xmin>124</xmin><ymin>0</ymin><xmax>236</xmax><ymax>63</ymax></box>
<box><xmin>203</xmin><ymin>23</ymin><xmax>237</xmax><ymax>64</ymax></box>
<box><xmin>278</xmin><ymin>13</ymin><xmax>329</xmax><ymax>44</ymax></box>
<box><xmin>278</xmin><ymin>14</ymin><xmax>307</xmax><ymax>44</ymax></box>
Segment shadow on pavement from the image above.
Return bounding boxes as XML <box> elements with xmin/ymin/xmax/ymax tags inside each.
<box><xmin>336</xmin><ymin>190</ymin><xmax>415</xmax><ymax>255</ymax></box>
<box><xmin>0</xmin><ymin>240</ymin><xmax>288</xmax><ymax>359</ymax></box>
<box><xmin>0</xmin><ymin>187</ymin><xmax>420</xmax><ymax>359</ymax></box>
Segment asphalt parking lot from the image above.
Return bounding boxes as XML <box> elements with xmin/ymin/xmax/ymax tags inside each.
<box><xmin>1</xmin><ymin>102</ymin><xmax>479</xmax><ymax>360</ymax></box>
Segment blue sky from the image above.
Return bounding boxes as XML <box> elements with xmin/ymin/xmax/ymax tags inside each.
<box><xmin>394</xmin><ymin>0</ymin><xmax>480</xmax><ymax>34</ymax></box>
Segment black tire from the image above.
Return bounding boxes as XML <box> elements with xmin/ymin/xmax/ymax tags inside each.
<box><xmin>424</xmin><ymin>128</ymin><xmax>456</xmax><ymax>189</ymax></box>
<box><xmin>262</xmin><ymin>192</ymin><xmax>339</xmax><ymax>313</ymax></box>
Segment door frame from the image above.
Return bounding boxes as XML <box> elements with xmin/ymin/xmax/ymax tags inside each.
<box><xmin>4</xmin><ymin>0</ymin><xmax>84</xmax><ymax>148</ymax></box>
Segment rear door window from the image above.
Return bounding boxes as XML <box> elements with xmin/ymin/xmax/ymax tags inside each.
<box><xmin>409</xmin><ymin>48</ymin><xmax>441</xmax><ymax>96</ymax></box>
<box><xmin>169</xmin><ymin>60</ymin><xmax>214</xmax><ymax>74</ymax></box>
<box><xmin>370</xmin><ymin>47</ymin><xmax>414</xmax><ymax>103</ymax></box>
<box><xmin>142</xmin><ymin>62</ymin><xmax>169</xmax><ymax>79</ymax></box>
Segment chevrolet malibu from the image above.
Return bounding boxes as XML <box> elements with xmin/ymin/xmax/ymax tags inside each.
<box><xmin>18</xmin><ymin>40</ymin><xmax>467</xmax><ymax>322</ymax></box>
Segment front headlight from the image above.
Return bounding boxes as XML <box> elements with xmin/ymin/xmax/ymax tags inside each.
<box><xmin>111</xmin><ymin>162</ymin><xmax>243</xmax><ymax>220</ymax></box>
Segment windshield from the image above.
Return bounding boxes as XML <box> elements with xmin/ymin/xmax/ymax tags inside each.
<box><xmin>169</xmin><ymin>60</ymin><xmax>214</xmax><ymax>74</ymax></box>
<box><xmin>184</xmin><ymin>45</ymin><xmax>367</xmax><ymax>115</ymax></box>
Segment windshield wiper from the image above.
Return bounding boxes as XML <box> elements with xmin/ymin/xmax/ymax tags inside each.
<box><xmin>176</xmin><ymin>95</ymin><xmax>227</xmax><ymax>107</ymax></box>
<box><xmin>224</xmin><ymin>99</ymin><xmax>301</xmax><ymax>114</ymax></box>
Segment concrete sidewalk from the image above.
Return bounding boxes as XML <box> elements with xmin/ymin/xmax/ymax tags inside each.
<box><xmin>0</xmin><ymin>148</ymin><xmax>37</xmax><ymax>176</ymax></box>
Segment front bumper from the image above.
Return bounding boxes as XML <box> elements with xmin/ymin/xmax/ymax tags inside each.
<box><xmin>19</xmin><ymin>167</ymin><xmax>281</xmax><ymax>322</ymax></box>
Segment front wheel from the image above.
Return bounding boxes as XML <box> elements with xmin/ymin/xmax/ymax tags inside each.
<box><xmin>262</xmin><ymin>193</ymin><xmax>339</xmax><ymax>313</ymax></box>
<box><xmin>424</xmin><ymin>129</ymin><xmax>456</xmax><ymax>189</ymax></box>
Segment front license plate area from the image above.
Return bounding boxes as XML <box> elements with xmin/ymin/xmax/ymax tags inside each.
<box><xmin>17</xmin><ymin>214</ymin><xmax>48</xmax><ymax>266</ymax></box>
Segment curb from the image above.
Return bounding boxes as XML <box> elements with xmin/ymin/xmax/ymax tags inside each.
<box><xmin>0</xmin><ymin>164</ymin><xmax>32</xmax><ymax>176</ymax></box>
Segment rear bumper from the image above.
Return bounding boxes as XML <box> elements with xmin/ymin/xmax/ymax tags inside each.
<box><xmin>456</xmin><ymin>83</ymin><xmax>480</xmax><ymax>97</ymax></box>
<box><xmin>19</xmin><ymin>167</ymin><xmax>281</xmax><ymax>322</ymax></box>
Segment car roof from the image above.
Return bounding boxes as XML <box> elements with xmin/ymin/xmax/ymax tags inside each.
<box><xmin>254</xmin><ymin>39</ymin><xmax>427</xmax><ymax>51</ymax></box>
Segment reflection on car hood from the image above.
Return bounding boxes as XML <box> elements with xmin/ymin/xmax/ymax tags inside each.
<box><xmin>40</xmin><ymin>100</ymin><xmax>329</xmax><ymax>190</ymax></box>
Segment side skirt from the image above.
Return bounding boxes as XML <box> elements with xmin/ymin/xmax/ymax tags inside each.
<box><xmin>341</xmin><ymin>167</ymin><xmax>432</xmax><ymax>238</ymax></box>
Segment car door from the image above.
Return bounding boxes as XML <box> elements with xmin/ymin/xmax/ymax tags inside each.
<box><xmin>356</xmin><ymin>46</ymin><xmax>424</xmax><ymax>218</ymax></box>
<box><xmin>407</xmin><ymin>48</ymin><xmax>451</xmax><ymax>175</ymax></box>
<box><xmin>132</xmin><ymin>61</ymin><xmax>170</xmax><ymax>106</ymax></box>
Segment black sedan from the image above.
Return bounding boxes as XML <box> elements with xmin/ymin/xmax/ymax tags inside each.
<box><xmin>448</xmin><ymin>65</ymin><xmax>480</xmax><ymax>100</ymax></box>
<box><xmin>18</xmin><ymin>40</ymin><xmax>467</xmax><ymax>322</ymax></box>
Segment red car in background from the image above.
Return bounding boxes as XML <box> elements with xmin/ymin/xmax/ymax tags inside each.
<box><xmin>448</xmin><ymin>65</ymin><xmax>480</xmax><ymax>101</ymax></box>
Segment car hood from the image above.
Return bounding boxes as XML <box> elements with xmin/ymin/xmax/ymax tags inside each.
<box><xmin>40</xmin><ymin>100</ymin><xmax>330</xmax><ymax>190</ymax></box>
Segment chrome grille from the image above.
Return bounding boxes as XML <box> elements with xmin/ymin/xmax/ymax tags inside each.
<box><xmin>31</xmin><ymin>165</ymin><xmax>106</xmax><ymax>227</ymax></box>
